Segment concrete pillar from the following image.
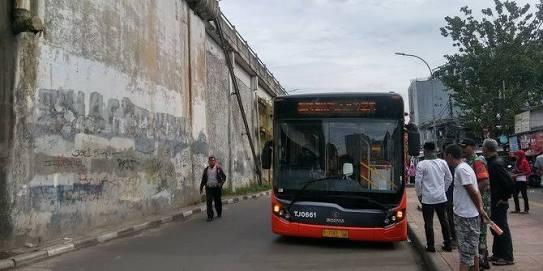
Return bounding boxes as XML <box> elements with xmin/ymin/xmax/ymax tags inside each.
<box><xmin>250</xmin><ymin>75</ymin><xmax>259</xmax><ymax>155</ymax></box>
<box><xmin>251</xmin><ymin>76</ymin><xmax>264</xmax><ymax>183</ymax></box>
<box><xmin>188</xmin><ymin>8</ymin><xmax>208</xmax><ymax>193</ymax></box>
<box><xmin>228</xmin><ymin>51</ymin><xmax>235</xmax><ymax>192</ymax></box>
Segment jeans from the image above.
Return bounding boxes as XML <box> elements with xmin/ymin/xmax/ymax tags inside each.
<box><xmin>491</xmin><ymin>201</ymin><xmax>514</xmax><ymax>261</ymax></box>
<box><xmin>513</xmin><ymin>181</ymin><xmax>529</xmax><ymax>212</ymax></box>
<box><xmin>422</xmin><ymin>202</ymin><xmax>451</xmax><ymax>248</ymax></box>
<box><xmin>206</xmin><ymin>187</ymin><xmax>222</xmax><ymax>218</ymax></box>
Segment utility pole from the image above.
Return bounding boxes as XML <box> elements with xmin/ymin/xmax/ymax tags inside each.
<box><xmin>395</xmin><ymin>52</ymin><xmax>438</xmax><ymax>147</ymax></box>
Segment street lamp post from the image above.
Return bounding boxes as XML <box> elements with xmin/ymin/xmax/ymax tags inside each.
<box><xmin>395</xmin><ymin>52</ymin><xmax>438</xmax><ymax>148</ymax></box>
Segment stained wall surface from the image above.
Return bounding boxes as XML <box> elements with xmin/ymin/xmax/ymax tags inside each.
<box><xmin>0</xmin><ymin>0</ymin><xmax>283</xmax><ymax>249</ymax></box>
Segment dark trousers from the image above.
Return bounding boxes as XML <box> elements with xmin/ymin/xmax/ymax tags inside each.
<box><xmin>446</xmin><ymin>200</ymin><xmax>457</xmax><ymax>242</ymax></box>
<box><xmin>206</xmin><ymin>187</ymin><xmax>222</xmax><ymax>218</ymax></box>
<box><xmin>513</xmin><ymin>181</ymin><xmax>529</xmax><ymax>212</ymax></box>
<box><xmin>422</xmin><ymin>202</ymin><xmax>451</xmax><ymax>248</ymax></box>
<box><xmin>491</xmin><ymin>202</ymin><xmax>514</xmax><ymax>261</ymax></box>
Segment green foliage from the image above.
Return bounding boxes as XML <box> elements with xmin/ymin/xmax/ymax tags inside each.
<box><xmin>438</xmin><ymin>0</ymin><xmax>543</xmax><ymax>136</ymax></box>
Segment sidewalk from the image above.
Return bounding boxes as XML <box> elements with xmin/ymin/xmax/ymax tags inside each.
<box><xmin>407</xmin><ymin>187</ymin><xmax>543</xmax><ymax>271</ymax></box>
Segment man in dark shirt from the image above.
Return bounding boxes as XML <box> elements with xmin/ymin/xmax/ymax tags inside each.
<box><xmin>482</xmin><ymin>139</ymin><xmax>515</xmax><ymax>266</ymax></box>
<box><xmin>200</xmin><ymin>156</ymin><xmax>227</xmax><ymax>222</ymax></box>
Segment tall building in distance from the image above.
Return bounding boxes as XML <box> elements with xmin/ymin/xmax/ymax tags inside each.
<box><xmin>408</xmin><ymin>78</ymin><xmax>461</xmax><ymax>149</ymax></box>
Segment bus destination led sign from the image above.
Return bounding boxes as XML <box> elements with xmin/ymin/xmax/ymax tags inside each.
<box><xmin>297</xmin><ymin>101</ymin><xmax>377</xmax><ymax>115</ymax></box>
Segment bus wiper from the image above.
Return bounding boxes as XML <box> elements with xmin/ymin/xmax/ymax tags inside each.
<box><xmin>323</xmin><ymin>194</ymin><xmax>390</xmax><ymax>212</ymax></box>
<box><xmin>285</xmin><ymin>175</ymin><xmax>341</xmax><ymax>214</ymax></box>
<box><xmin>351</xmin><ymin>181</ymin><xmax>393</xmax><ymax>214</ymax></box>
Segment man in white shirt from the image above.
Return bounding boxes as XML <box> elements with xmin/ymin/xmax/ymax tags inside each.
<box><xmin>415</xmin><ymin>142</ymin><xmax>453</xmax><ymax>252</ymax></box>
<box><xmin>444</xmin><ymin>144</ymin><xmax>489</xmax><ymax>271</ymax></box>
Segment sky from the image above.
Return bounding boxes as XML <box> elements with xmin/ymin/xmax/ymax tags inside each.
<box><xmin>219</xmin><ymin>0</ymin><xmax>539</xmax><ymax>105</ymax></box>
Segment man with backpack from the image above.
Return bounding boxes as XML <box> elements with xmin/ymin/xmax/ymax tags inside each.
<box><xmin>483</xmin><ymin>139</ymin><xmax>515</xmax><ymax>266</ymax></box>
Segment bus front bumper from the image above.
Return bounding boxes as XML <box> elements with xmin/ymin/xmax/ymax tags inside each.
<box><xmin>272</xmin><ymin>215</ymin><xmax>407</xmax><ymax>242</ymax></box>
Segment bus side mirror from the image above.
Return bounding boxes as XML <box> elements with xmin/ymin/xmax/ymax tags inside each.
<box><xmin>262</xmin><ymin>141</ymin><xmax>273</xmax><ymax>169</ymax></box>
<box><xmin>342</xmin><ymin>163</ymin><xmax>353</xmax><ymax>177</ymax></box>
<box><xmin>406</xmin><ymin>123</ymin><xmax>421</xmax><ymax>156</ymax></box>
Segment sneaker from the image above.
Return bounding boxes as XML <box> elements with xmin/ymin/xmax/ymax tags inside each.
<box><xmin>206</xmin><ymin>217</ymin><xmax>213</xmax><ymax>222</ymax></box>
<box><xmin>217</xmin><ymin>214</ymin><xmax>222</xmax><ymax>218</ymax></box>
<box><xmin>492</xmin><ymin>258</ymin><xmax>514</xmax><ymax>266</ymax></box>
<box><xmin>489</xmin><ymin>255</ymin><xmax>499</xmax><ymax>262</ymax></box>
<box><xmin>425</xmin><ymin>247</ymin><xmax>436</xmax><ymax>253</ymax></box>
<box><xmin>521</xmin><ymin>210</ymin><xmax>529</xmax><ymax>214</ymax></box>
<box><xmin>510</xmin><ymin>210</ymin><xmax>520</xmax><ymax>214</ymax></box>
<box><xmin>442</xmin><ymin>245</ymin><xmax>453</xmax><ymax>252</ymax></box>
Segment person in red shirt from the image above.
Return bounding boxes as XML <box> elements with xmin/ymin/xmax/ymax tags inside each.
<box><xmin>511</xmin><ymin>150</ymin><xmax>531</xmax><ymax>214</ymax></box>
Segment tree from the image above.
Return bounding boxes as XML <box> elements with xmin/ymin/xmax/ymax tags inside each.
<box><xmin>438</xmin><ymin>0</ymin><xmax>543</xmax><ymax>137</ymax></box>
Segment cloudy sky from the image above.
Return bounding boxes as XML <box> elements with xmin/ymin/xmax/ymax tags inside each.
<box><xmin>220</xmin><ymin>0</ymin><xmax>539</xmax><ymax>102</ymax></box>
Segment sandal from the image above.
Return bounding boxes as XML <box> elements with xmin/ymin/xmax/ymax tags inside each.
<box><xmin>492</xmin><ymin>258</ymin><xmax>514</xmax><ymax>266</ymax></box>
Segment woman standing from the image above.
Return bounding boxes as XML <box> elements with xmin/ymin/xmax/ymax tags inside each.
<box><xmin>511</xmin><ymin>150</ymin><xmax>531</xmax><ymax>214</ymax></box>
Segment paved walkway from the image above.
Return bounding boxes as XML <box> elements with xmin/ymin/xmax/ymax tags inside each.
<box><xmin>407</xmin><ymin>187</ymin><xmax>543</xmax><ymax>270</ymax></box>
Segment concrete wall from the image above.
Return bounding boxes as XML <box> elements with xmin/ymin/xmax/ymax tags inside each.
<box><xmin>0</xmin><ymin>0</ymin><xmax>281</xmax><ymax>249</ymax></box>
<box><xmin>0</xmin><ymin>0</ymin><xmax>17</xmax><ymax>247</ymax></box>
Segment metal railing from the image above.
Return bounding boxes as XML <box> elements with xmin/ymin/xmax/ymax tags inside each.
<box><xmin>219</xmin><ymin>12</ymin><xmax>287</xmax><ymax>95</ymax></box>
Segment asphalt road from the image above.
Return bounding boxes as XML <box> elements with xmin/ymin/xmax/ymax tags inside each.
<box><xmin>20</xmin><ymin>196</ymin><xmax>425</xmax><ymax>271</ymax></box>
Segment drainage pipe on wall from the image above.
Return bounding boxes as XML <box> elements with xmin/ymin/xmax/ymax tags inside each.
<box><xmin>214</xmin><ymin>17</ymin><xmax>263</xmax><ymax>185</ymax></box>
<box><xmin>185</xmin><ymin>0</ymin><xmax>264</xmax><ymax>184</ymax></box>
<box><xmin>186</xmin><ymin>0</ymin><xmax>220</xmax><ymax>21</ymax></box>
<box><xmin>12</xmin><ymin>0</ymin><xmax>44</xmax><ymax>34</ymax></box>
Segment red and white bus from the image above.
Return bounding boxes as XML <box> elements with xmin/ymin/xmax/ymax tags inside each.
<box><xmin>262</xmin><ymin>92</ymin><xmax>420</xmax><ymax>242</ymax></box>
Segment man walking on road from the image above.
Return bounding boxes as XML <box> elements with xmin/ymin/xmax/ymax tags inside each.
<box><xmin>444</xmin><ymin>144</ymin><xmax>489</xmax><ymax>271</ymax></box>
<box><xmin>461</xmin><ymin>139</ymin><xmax>491</xmax><ymax>269</ymax></box>
<box><xmin>483</xmin><ymin>139</ymin><xmax>515</xmax><ymax>266</ymax></box>
<box><xmin>415</xmin><ymin>142</ymin><xmax>453</xmax><ymax>252</ymax></box>
<box><xmin>200</xmin><ymin>156</ymin><xmax>227</xmax><ymax>222</ymax></box>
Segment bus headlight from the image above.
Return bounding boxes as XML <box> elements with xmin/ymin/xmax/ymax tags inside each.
<box><xmin>273</xmin><ymin>203</ymin><xmax>291</xmax><ymax>220</ymax></box>
<box><xmin>385</xmin><ymin>209</ymin><xmax>405</xmax><ymax>226</ymax></box>
<box><xmin>396</xmin><ymin>210</ymin><xmax>404</xmax><ymax>220</ymax></box>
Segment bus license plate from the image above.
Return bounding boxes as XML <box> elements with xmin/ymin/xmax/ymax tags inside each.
<box><xmin>322</xmin><ymin>229</ymin><xmax>348</xmax><ymax>239</ymax></box>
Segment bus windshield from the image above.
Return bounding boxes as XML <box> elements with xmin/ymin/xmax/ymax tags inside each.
<box><xmin>276</xmin><ymin>118</ymin><xmax>402</xmax><ymax>194</ymax></box>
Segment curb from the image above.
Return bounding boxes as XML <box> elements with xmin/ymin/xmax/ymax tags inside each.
<box><xmin>0</xmin><ymin>190</ymin><xmax>271</xmax><ymax>270</ymax></box>
<box><xmin>407</xmin><ymin>223</ymin><xmax>437</xmax><ymax>271</ymax></box>
<box><xmin>407</xmin><ymin>223</ymin><xmax>449</xmax><ymax>271</ymax></box>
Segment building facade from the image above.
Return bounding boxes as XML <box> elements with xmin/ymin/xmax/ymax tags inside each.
<box><xmin>408</xmin><ymin>78</ymin><xmax>461</xmax><ymax>148</ymax></box>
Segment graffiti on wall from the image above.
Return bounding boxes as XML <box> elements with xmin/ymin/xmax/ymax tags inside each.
<box><xmin>25</xmin><ymin>89</ymin><xmax>192</xmax><ymax>211</ymax></box>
